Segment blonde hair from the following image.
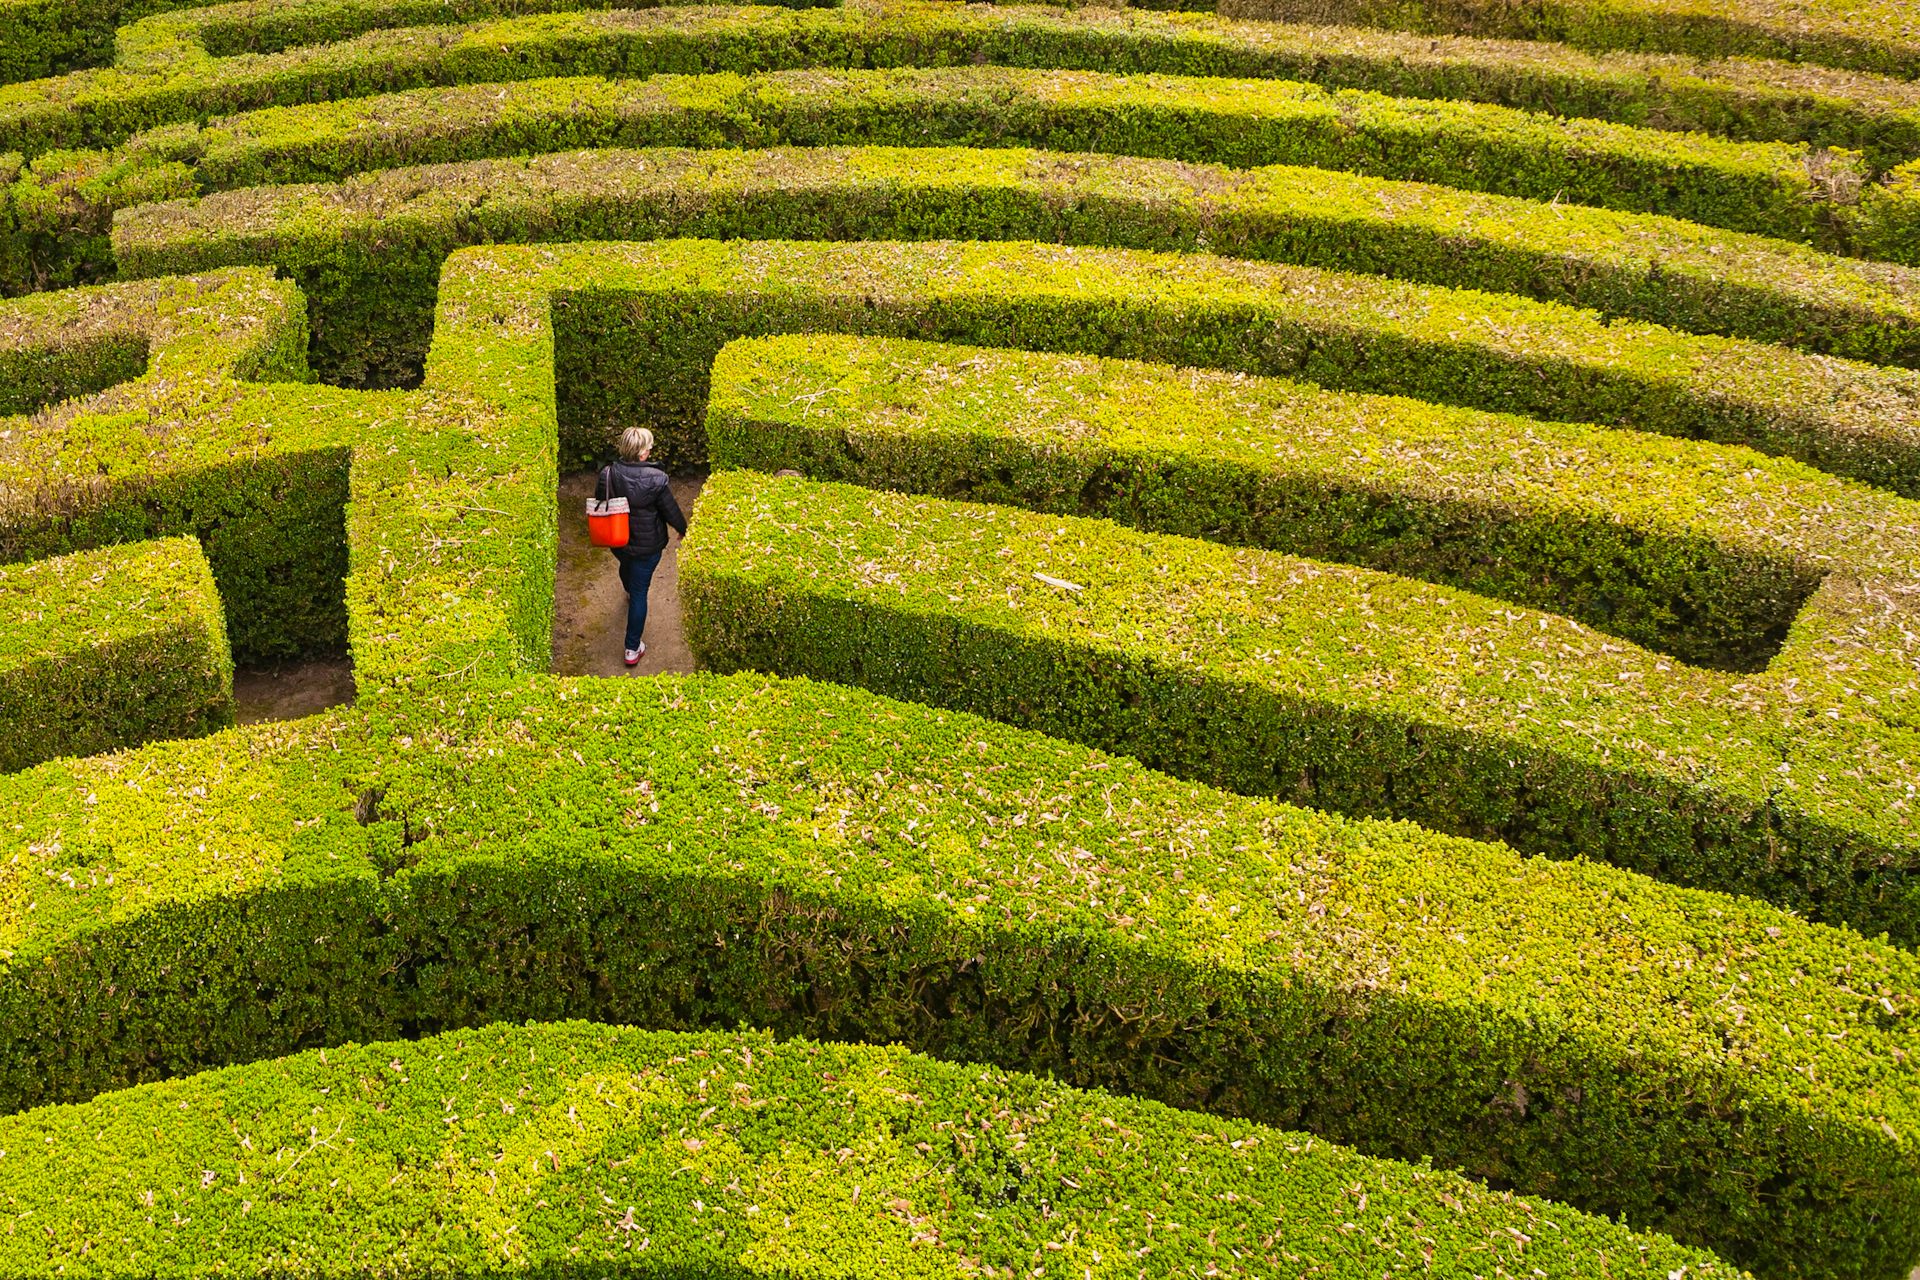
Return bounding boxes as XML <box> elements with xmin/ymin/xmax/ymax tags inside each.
<box><xmin>617</xmin><ymin>427</ymin><xmax>655</xmax><ymax>462</ymax></box>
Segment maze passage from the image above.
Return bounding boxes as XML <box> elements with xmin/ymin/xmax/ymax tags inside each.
<box><xmin>4</xmin><ymin>0</ymin><xmax>1920</xmax><ymax>1272</ymax></box>
<box><xmin>0</xmin><ymin>1022</ymin><xmax>1732</xmax><ymax>1276</ymax></box>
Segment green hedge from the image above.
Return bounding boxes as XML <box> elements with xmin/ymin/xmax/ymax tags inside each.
<box><xmin>1224</xmin><ymin>0</ymin><xmax>1920</xmax><ymax>83</ymax></box>
<box><xmin>0</xmin><ymin>536</ymin><xmax>232</xmax><ymax>771</ymax></box>
<box><xmin>0</xmin><ymin>274</ymin><xmax>152</xmax><ymax>411</ymax></box>
<box><xmin>0</xmin><ymin>263</ymin><xmax>308</xmax><ymax>391</ymax></box>
<box><xmin>704</xmin><ymin>333</ymin><xmax>1907</xmax><ymax>671</ymax></box>
<box><xmin>110</xmin><ymin>142</ymin><xmax>1920</xmax><ymax>384</ymax></box>
<box><xmin>0</xmin><ymin>431</ymin><xmax>353</xmax><ymax>661</ymax></box>
<box><xmin>0</xmin><ymin>1020</ymin><xmax>1733</xmax><ymax>1277</ymax></box>
<box><xmin>680</xmin><ymin>466</ymin><xmax>1920</xmax><ymax>946</ymax></box>
<box><xmin>8</xmin><ymin>0</ymin><xmax>1920</xmax><ymax>170</ymax></box>
<box><xmin>0</xmin><ymin>143</ymin><xmax>193</xmax><ymax>294</ymax></box>
<box><xmin>0</xmin><ymin>673</ymin><xmax>1913</xmax><ymax>1279</ymax></box>
<box><xmin>0</xmin><ymin>265</ymin><xmax>554</xmax><ymax>694</ymax></box>
<box><xmin>425</xmin><ymin>238</ymin><xmax>1920</xmax><ymax>492</ymax></box>
<box><xmin>0</xmin><ymin>0</ymin><xmax>208</xmax><ymax>87</ymax></box>
<box><xmin>1861</xmin><ymin>159</ymin><xmax>1920</xmax><ymax>263</ymax></box>
<box><xmin>104</xmin><ymin>65</ymin><xmax>1873</xmax><ymax>249</ymax></box>
<box><xmin>0</xmin><ymin>269</ymin><xmax>356</xmax><ymax>661</ymax></box>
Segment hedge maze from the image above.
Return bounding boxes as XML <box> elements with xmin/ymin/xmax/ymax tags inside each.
<box><xmin>1</xmin><ymin>0</ymin><xmax>1919</xmax><ymax>1276</ymax></box>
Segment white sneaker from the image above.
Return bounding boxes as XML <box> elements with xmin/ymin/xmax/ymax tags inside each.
<box><xmin>624</xmin><ymin>644</ymin><xmax>644</xmax><ymax>667</ymax></box>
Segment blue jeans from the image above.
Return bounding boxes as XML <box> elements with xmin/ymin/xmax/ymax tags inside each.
<box><xmin>616</xmin><ymin>549</ymin><xmax>663</xmax><ymax>651</ymax></box>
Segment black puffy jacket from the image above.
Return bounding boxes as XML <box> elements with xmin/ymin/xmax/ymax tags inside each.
<box><xmin>595</xmin><ymin>461</ymin><xmax>687</xmax><ymax>557</ymax></box>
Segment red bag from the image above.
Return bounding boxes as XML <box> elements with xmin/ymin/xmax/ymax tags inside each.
<box><xmin>586</xmin><ymin>467</ymin><xmax>630</xmax><ymax>548</ymax></box>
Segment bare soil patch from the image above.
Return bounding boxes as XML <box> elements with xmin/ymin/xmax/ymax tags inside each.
<box><xmin>232</xmin><ymin>655</ymin><xmax>354</xmax><ymax>724</ymax></box>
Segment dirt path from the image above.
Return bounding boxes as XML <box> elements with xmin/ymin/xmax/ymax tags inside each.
<box><xmin>552</xmin><ymin>470</ymin><xmax>704</xmax><ymax>677</ymax></box>
<box><xmin>233</xmin><ymin>656</ymin><xmax>355</xmax><ymax>724</ymax></box>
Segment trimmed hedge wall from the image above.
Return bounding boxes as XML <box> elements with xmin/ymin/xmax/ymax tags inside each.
<box><xmin>0</xmin><ymin>536</ymin><xmax>232</xmax><ymax>771</ymax></box>
<box><xmin>0</xmin><ymin>273</ymin><xmax>152</xmax><ymax>411</ymax></box>
<box><xmin>427</xmin><ymin>238</ymin><xmax>1920</xmax><ymax>491</ymax></box>
<box><xmin>0</xmin><ymin>143</ymin><xmax>193</xmax><ymax>294</ymax></box>
<box><xmin>8</xmin><ymin>0</ymin><xmax>1920</xmax><ymax>169</ymax></box>
<box><xmin>0</xmin><ymin>263</ymin><xmax>550</xmax><ymax>684</ymax></box>
<box><xmin>680</xmin><ymin>467</ymin><xmax>1920</xmax><ymax>946</ymax></box>
<box><xmin>704</xmin><ymin>333</ymin><xmax>1916</xmax><ymax>671</ymax></box>
<box><xmin>92</xmin><ymin>65</ymin><xmax>1875</xmax><ymax>248</ymax></box>
<box><xmin>0</xmin><ymin>0</ymin><xmax>201</xmax><ymax>87</ymax></box>
<box><xmin>0</xmin><ymin>674</ymin><xmax>1913</xmax><ymax>1280</ymax></box>
<box><xmin>2</xmin><ymin>378</ymin><xmax>551</xmax><ymax>686</ymax></box>
<box><xmin>330</xmin><ymin>380</ymin><xmax>557</xmax><ymax>692</ymax></box>
<box><xmin>0</xmin><ymin>1020</ymin><xmax>1732</xmax><ymax>1276</ymax></box>
<box><xmin>110</xmin><ymin>142</ymin><xmax>1920</xmax><ymax>381</ymax></box>
<box><xmin>0</xmin><ymin>269</ymin><xmax>355</xmax><ymax>661</ymax></box>
<box><xmin>1224</xmin><ymin>0</ymin><xmax>1920</xmax><ymax>83</ymax></box>
<box><xmin>0</xmin><ymin>262</ymin><xmax>307</xmax><ymax>392</ymax></box>
<box><xmin>1</xmin><ymin>432</ymin><xmax>353</xmax><ymax>662</ymax></box>
<box><xmin>1861</xmin><ymin>159</ymin><xmax>1920</xmax><ymax>263</ymax></box>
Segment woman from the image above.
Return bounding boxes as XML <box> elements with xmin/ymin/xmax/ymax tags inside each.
<box><xmin>594</xmin><ymin>427</ymin><xmax>688</xmax><ymax>666</ymax></box>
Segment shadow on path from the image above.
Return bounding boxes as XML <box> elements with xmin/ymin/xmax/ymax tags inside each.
<box><xmin>553</xmin><ymin>470</ymin><xmax>705</xmax><ymax>677</ymax></box>
<box><xmin>233</xmin><ymin>656</ymin><xmax>355</xmax><ymax>724</ymax></box>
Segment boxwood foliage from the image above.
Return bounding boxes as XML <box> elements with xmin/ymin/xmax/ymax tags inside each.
<box><xmin>0</xmin><ymin>262</ymin><xmax>306</xmax><ymax>404</ymax></box>
<box><xmin>679</xmin><ymin>465</ymin><xmax>1920</xmax><ymax>946</ymax></box>
<box><xmin>704</xmin><ymin>334</ymin><xmax>1916</xmax><ymax>672</ymax></box>
<box><xmin>1861</xmin><ymin>159</ymin><xmax>1920</xmax><ymax>264</ymax></box>
<box><xmin>0</xmin><ymin>674</ymin><xmax>1912</xmax><ymax>1279</ymax></box>
<box><xmin>0</xmin><ymin>0</ymin><xmax>714</xmax><ymax>88</ymax></box>
<box><xmin>7</xmin><ymin>0</ymin><xmax>1920</xmax><ymax>170</ymax></box>
<box><xmin>426</xmin><ymin>238</ymin><xmax>1920</xmax><ymax>492</ymax></box>
<box><xmin>65</xmin><ymin>62</ymin><xmax>1882</xmax><ymax>249</ymax></box>
<box><xmin>0</xmin><ymin>0</ymin><xmax>205</xmax><ymax>87</ymax></box>
<box><xmin>0</xmin><ymin>265</ymin><xmax>553</xmax><ymax>678</ymax></box>
<box><xmin>112</xmin><ymin>141</ymin><xmax>1920</xmax><ymax>381</ymax></box>
<box><xmin>0</xmin><ymin>269</ymin><xmax>354</xmax><ymax>662</ymax></box>
<box><xmin>0</xmin><ymin>274</ymin><xmax>153</xmax><ymax>413</ymax></box>
<box><xmin>1226</xmin><ymin>0</ymin><xmax>1920</xmax><ymax>83</ymax></box>
<box><xmin>0</xmin><ymin>536</ymin><xmax>232</xmax><ymax>772</ymax></box>
<box><xmin>0</xmin><ymin>1020</ymin><xmax>1735</xmax><ymax>1277</ymax></box>
<box><xmin>0</xmin><ymin>142</ymin><xmax>194</xmax><ymax>294</ymax></box>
